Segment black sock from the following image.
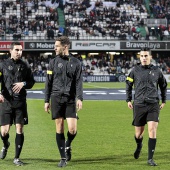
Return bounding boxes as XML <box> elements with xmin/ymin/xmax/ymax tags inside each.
<box><xmin>1</xmin><ymin>133</ymin><xmax>9</xmax><ymax>148</ymax></box>
<box><xmin>66</xmin><ymin>131</ymin><xmax>77</xmax><ymax>147</ymax></box>
<box><xmin>148</xmin><ymin>138</ymin><xmax>156</xmax><ymax>160</ymax></box>
<box><xmin>56</xmin><ymin>133</ymin><xmax>66</xmax><ymax>159</ymax></box>
<box><xmin>15</xmin><ymin>133</ymin><xmax>24</xmax><ymax>158</ymax></box>
<box><xmin>135</xmin><ymin>136</ymin><xmax>143</xmax><ymax>148</ymax></box>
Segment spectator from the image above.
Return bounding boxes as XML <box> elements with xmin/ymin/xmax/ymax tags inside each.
<box><xmin>76</xmin><ymin>31</ymin><xmax>80</xmax><ymax>40</ymax></box>
<box><xmin>47</xmin><ymin>29</ymin><xmax>54</xmax><ymax>39</ymax></box>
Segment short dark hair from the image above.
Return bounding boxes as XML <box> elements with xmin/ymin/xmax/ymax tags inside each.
<box><xmin>140</xmin><ymin>47</ymin><xmax>151</xmax><ymax>55</ymax></box>
<box><xmin>55</xmin><ymin>36</ymin><xmax>70</xmax><ymax>46</ymax></box>
<box><xmin>10</xmin><ymin>42</ymin><xmax>22</xmax><ymax>49</ymax></box>
<box><xmin>140</xmin><ymin>47</ymin><xmax>150</xmax><ymax>51</ymax></box>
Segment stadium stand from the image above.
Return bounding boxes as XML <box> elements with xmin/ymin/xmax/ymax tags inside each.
<box><xmin>64</xmin><ymin>0</ymin><xmax>149</xmax><ymax>40</ymax></box>
<box><xmin>0</xmin><ymin>0</ymin><xmax>60</xmax><ymax>40</ymax></box>
<box><xmin>0</xmin><ymin>0</ymin><xmax>169</xmax><ymax>41</ymax></box>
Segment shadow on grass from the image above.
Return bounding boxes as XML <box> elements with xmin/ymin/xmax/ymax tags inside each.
<box><xmin>69</xmin><ymin>151</ymin><xmax>170</xmax><ymax>166</ymax></box>
<box><xmin>0</xmin><ymin>158</ymin><xmax>57</xmax><ymax>166</ymax></box>
<box><xmin>26</xmin><ymin>152</ymin><xmax>170</xmax><ymax>161</ymax></box>
<box><xmin>1</xmin><ymin>151</ymin><xmax>170</xmax><ymax>167</ymax></box>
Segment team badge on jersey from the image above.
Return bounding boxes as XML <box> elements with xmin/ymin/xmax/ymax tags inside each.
<box><xmin>8</xmin><ymin>65</ymin><xmax>13</xmax><ymax>70</ymax></box>
<box><xmin>58</xmin><ymin>63</ymin><xmax>63</xmax><ymax>68</ymax></box>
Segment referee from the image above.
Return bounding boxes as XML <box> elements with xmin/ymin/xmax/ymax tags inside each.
<box><xmin>126</xmin><ymin>47</ymin><xmax>167</xmax><ymax>166</ymax></box>
<box><xmin>0</xmin><ymin>42</ymin><xmax>35</xmax><ymax>166</ymax></box>
<box><xmin>44</xmin><ymin>36</ymin><xmax>83</xmax><ymax>167</ymax></box>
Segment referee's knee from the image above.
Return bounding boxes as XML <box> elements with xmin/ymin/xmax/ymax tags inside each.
<box><xmin>1</xmin><ymin>131</ymin><xmax>9</xmax><ymax>137</ymax></box>
<box><xmin>1</xmin><ymin>125</ymin><xmax>10</xmax><ymax>136</ymax></box>
<box><xmin>68</xmin><ymin>129</ymin><xmax>77</xmax><ymax>135</ymax></box>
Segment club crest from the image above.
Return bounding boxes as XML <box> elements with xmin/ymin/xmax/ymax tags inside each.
<box><xmin>8</xmin><ymin>65</ymin><xmax>13</xmax><ymax>70</ymax></box>
<box><xmin>58</xmin><ymin>63</ymin><xmax>63</xmax><ymax>68</ymax></box>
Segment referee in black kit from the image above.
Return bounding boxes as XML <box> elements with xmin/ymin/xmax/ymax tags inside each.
<box><xmin>126</xmin><ymin>47</ymin><xmax>167</xmax><ymax>166</ymax></box>
<box><xmin>44</xmin><ymin>36</ymin><xmax>83</xmax><ymax>167</ymax></box>
<box><xmin>0</xmin><ymin>42</ymin><xmax>35</xmax><ymax>166</ymax></box>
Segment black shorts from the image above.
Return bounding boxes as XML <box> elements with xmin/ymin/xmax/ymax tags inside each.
<box><xmin>51</xmin><ymin>95</ymin><xmax>77</xmax><ymax>119</ymax></box>
<box><xmin>132</xmin><ymin>102</ymin><xmax>160</xmax><ymax>126</ymax></box>
<box><xmin>0</xmin><ymin>99</ymin><xmax>28</xmax><ymax>126</ymax></box>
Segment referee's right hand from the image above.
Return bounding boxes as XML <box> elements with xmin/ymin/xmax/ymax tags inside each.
<box><xmin>44</xmin><ymin>103</ymin><xmax>51</xmax><ymax>114</ymax></box>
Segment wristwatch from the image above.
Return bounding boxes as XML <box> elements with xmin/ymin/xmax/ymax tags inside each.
<box><xmin>23</xmin><ymin>82</ymin><xmax>26</xmax><ymax>86</ymax></box>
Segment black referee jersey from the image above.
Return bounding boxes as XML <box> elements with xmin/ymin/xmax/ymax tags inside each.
<box><xmin>45</xmin><ymin>54</ymin><xmax>83</xmax><ymax>103</ymax></box>
<box><xmin>126</xmin><ymin>64</ymin><xmax>167</xmax><ymax>104</ymax></box>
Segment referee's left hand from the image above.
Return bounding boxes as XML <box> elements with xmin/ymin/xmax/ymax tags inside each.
<box><xmin>76</xmin><ymin>99</ymin><xmax>82</xmax><ymax>111</ymax></box>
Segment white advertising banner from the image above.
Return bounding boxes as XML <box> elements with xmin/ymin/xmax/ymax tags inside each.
<box><xmin>72</xmin><ymin>41</ymin><xmax>120</xmax><ymax>50</ymax></box>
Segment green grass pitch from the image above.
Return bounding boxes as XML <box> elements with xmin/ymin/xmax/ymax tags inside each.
<box><xmin>33</xmin><ymin>82</ymin><xmax>170</xmax><ymax>90</ymax></box>
<box><xmin>1</xmin><ymin>99</ymin><xmax>170</xmax><ymax>170</ymax></box>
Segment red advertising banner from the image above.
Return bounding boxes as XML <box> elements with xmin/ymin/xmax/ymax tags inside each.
<box><xmin>0</xmin><ymin>41</ymin><xmax>24</xmax><ymax>50</ymax></box>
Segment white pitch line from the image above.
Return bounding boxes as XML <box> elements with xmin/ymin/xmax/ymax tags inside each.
<box><xmin>84</xmin><ymin>83</ymin><xmax>110</xmax><ymax>89</ymax></box>
<box><xmin>118</xmin><ymin>90</ymin><xmax>126</xmax><ymax>92</ymax></box>
<box><xmin>83</xmin><ymin>91</ymin><xmax>106</xmax><ymax>93</ymax></box>
<box><xmin>109</xmin><ymin>93</ymin><xmax>126</xmax><ymax>94</ymax></box>
<box><xmin>85</xmin><ymin>93</ymin><xmax>107</xmax><ymax>95</ymax></box>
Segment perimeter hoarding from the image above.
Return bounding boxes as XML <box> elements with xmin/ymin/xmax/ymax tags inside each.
<box><xmin>120</xmin><ymin>41</ymin><xmax>167</xmax><ymax>50</ymax></box>
<box><xmin>24</xmin><ymin>42</ymin><xmax>55</xmax><ymax>50</ymax></box>
<box><xmin>0</xmin><ymin>41</ymin><xmax>24</xmax><ymax>50</ymax></box>
<box><xmin>24</xmin><ymin>41</ymin><xmax>120</xmax><ymax>51</ymax></box>
<box><xmin>24</xmin><ymin>41</ymin><xmax>169</xmax><ymax>51</ymax></box>
<box><xmin>34</xmin><ymin>75</ymin><xmax>126</xmax><ymax>82</ymax></box>
<box><xmin>72</xmin><ymin>41</ymin><xmax>120</xmax><ymax>50</ymax></box>
<box><xmin>0</xmin><ymin>41</ymin><xmax>170</xmax><ymax>51</ymax></box>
